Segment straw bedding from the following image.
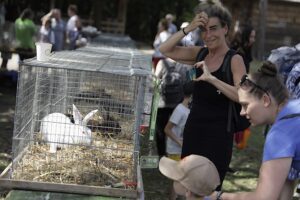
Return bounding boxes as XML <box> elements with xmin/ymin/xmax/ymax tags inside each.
<box><xmin>12</xmin><ymin>131</ymin><xmax>137</xmax><ymax>189</ymax></box>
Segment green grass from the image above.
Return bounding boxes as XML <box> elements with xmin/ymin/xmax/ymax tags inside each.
<box><xmin>223</xmin><ymin>126</ymin><xmax>265</xmax><ymax>192</ymax></box>
<box><xmin>141</xmin><ymin>126</ymin><xmax>266</xmax><ymax>199</ymax></box>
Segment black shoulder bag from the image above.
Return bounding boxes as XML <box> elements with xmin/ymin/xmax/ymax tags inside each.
<box><xmin>222</xmin><ymin>49</ymin><xmax>251</xmax><ymax>133</ymax></box>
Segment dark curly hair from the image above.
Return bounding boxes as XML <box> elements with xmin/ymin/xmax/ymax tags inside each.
<box><xmin>231</xmin><ymin>24</ymin><xmax>254</xmax><ymax>50</ymax></box>
<box><xmin>230</xmin><ymin>24</ymin><xmax>255</xmax><ymax>72</ymax></box>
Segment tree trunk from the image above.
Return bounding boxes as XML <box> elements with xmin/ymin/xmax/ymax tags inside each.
<box><xmin>257</xmin><ymin>0</ymin><xmax>267</xmax><ymax>60</ymax></box>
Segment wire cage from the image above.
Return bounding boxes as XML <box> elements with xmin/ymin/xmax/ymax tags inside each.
<box><xmin>2</xmin><ymin>45</ymin><xmax>152</xmax><ymax>199</ymax></box>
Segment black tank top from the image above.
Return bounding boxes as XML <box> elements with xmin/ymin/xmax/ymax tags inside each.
<box><xmin>191</xmin><ymin>55</ymin><xmax>230</xmax><ymax>121</ymax></box>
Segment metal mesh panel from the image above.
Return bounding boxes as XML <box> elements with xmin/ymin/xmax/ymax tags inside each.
<box><xmin>24</xmin><ymin>46</ymin><xmax>151</xmax><ymax>76</ymax></box>
<box><xmin>10</xmin><ymin>45</ymin><xmax>151</xmax><ymax>197</ymax></box>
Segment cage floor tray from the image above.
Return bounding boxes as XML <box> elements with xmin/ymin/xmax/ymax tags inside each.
<box><xmin>0</xmin><ymin>162</ymin><xmax>143</xmax><ymax>199</ymax></box>
<box><xmin>5</xmin><ymin>189</ymin><xmax>121</xmax><ymax>200</ymax></box>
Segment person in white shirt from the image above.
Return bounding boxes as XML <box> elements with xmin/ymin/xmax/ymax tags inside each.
<box><xmin>39</xmin><ymin>19</ymin><xmax>54</xmax><ymax>43</ymax></box>
<box><xmin>152</xmin><ymin>18</ymin><xmax>171</xmax><ymax>71</ymax></box>
<box><xmin>41</xmin><ymin>9</ymin><xmax>66</xmax><ymax>51</ymax></box>
<box><xmin>163</xmin><ymin>81</ymin><xmax>193</xmax><ymax>200</ymax></box>
<box><xmin>164</xmin><ymin>81</ymin><xmax>193</xmax><ymax>159</ymax></box>
<box><xmin>66</xmin><ymin>4</ymin><xmax>79</xmax><ymax>50</ymax></box>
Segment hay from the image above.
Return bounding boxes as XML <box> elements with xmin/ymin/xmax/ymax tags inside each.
<box><xmin>12</xmin><ymin>132</ymin><xmax>137</xmax><ymax>189</ymax></box>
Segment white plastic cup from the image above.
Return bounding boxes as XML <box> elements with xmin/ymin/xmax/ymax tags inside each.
<box><xmin>35</xmin><ymin>42</ymin><xmax>52</xmax><ymax>61</ymax></box>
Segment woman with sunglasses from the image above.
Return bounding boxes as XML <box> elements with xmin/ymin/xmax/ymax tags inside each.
<box><xmin>209</xmin><ymin>61</ymin><xmax>300</xmax><ymax>199</ymax></box>
<box><xmin>159</xmin><ymin>0</ymin><xmax>246</xmax><ymax>190</ymax></box>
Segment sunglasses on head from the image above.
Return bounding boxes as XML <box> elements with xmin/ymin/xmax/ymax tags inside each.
<box><xmin>239</xmin><ymin>74</ymin><xmax>269</xmax><ymax>95</ymax></box>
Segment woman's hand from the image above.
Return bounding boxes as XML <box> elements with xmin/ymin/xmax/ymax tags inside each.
<box><xmin>185</xmin><ymin>12</ymin><xmax>208</xmax><ymax>33</ymax></box>
<box><xmin>194</xmin><ymin>61</ymin><xmax>214</xmax><ymax>82</ymax></box>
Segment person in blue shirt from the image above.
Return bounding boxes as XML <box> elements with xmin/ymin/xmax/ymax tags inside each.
<box><xmin>207</xmin><ymin>61</ymin><xmax>300</xmax><ymax>199</ymax></box>
<box><xmin>41</xmin><ymin>9</ymin><xmax>66</xmax><ymax>51</ymax></box>
<box><xmin>165</xmin><ymin>14</ymin><xmax>177</xmax><ymax>35</ymax></box>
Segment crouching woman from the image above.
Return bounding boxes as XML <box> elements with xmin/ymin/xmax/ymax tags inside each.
<box><xmin>213</xmin><ymin>61</ymin><xmax>300</xmax><ymax>199</ymax></box>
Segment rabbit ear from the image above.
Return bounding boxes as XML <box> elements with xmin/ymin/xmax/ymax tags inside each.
<box><xmin>73</xmin><ymin>104</ymin><xmax>83</xmax><ymax>125</ymax></box>
<box><xmin>82</xmin><ymin>109</ymin><xmax>98</xmax><ymax>126</ymax></box>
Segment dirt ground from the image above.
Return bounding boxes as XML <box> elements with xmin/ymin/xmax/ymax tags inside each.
<box><xmin>0</xmin><ymin>73</ymin><xmax>16</xmax><ymax>164</ymax></box>
<box><xmin>0</xmin><ymin>72</ymin><xmax>17</xmax><ymax>199</ymax></box>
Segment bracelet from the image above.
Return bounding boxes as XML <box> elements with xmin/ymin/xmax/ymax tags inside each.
<box><xmin>182</xmin><ymin>27</ymin><xmax>188</xmax><ymax>36</ymax></box>
<box><xmin>216</xmin><ymin>191</ymin><xmax>223</xmax><ymax>200</ymax></box>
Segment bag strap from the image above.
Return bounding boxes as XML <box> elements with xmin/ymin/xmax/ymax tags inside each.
<box><xmin>196</xmin><ymin>47</ymin><xmax>209</xmax><ymax>62</ymax></box>
<box><xmin>221</xmin><ymin>49</ymin><xmax>238</xmax><ymax>132</ymax></box>
<box><xmin>222</xmin><ymin>49</ymin><xmax>237</xmax><ymax>84</ymax></box>
<box><xmin>279</xmin><ymin>113</ymin><xmax>300</xmax><ymax>120</ymax></box>
<box><xmin>273</xmin><ymin>111</ymin><xmax>300</xmax><ymax>139</ymax></box>
<box><xmin>194</xmin><ymin>47</ymin><xmax>209</xmax><ymax>79</ymax></box>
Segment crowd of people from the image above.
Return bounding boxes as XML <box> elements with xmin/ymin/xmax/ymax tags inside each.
<box><xmin>0</xmin><ymin>4</ymin><xmax>86</xmax><ymax>71</ymax></box>
<box><xmin>152</xmin><ymin>0</ymin><xmax>300</xmax><ymax>199</ymax></box>
<box><xmin>1</xmin><ymin>1</ymin><xmax>299</xmax><ymax>199</ymax></box>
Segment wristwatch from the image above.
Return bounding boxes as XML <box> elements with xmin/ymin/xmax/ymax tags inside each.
<box><xmin>216</xmin><ymin>191</ymin><xmax>223</xmax><ymax>200</ymax></box>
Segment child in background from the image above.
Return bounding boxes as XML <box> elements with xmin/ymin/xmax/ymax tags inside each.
<box><xmin>164</xmin><ymin>81</ymin><xmax>193</xmax><ymax>200</ymax></box>
<box><xmin>164</xmin><ymin>81</ymin><xmax>193</xmax><ymax>160</ymax></box>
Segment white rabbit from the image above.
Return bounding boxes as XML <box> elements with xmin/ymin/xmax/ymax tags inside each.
<box><xmin>40</xmin><ymin>104</ymin><xmax>98</xmax><ymax>153</ymax></box>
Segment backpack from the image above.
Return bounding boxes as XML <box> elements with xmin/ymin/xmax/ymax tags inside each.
<box><xmin>267</xmin><ymin>43</ymin><xmax>300</xmax><ymax>99</ymax></box>
<box><xmin>286</xmin><ymin>62</ymin><xmax>300</xmax><ymax>99</ymax></box>
<box><xmin>196</xmin><ymin>47</ymin><xmax>250</xmax><ymax>133</ymax></box>
<box><xmin>267</xmin><ymin>43</ymin><xmax>300</xmax><ymax>83</ymax></box>
<box><xmin>160</xmin><ymin>59</ymin><xmax>184</xmax><ymax>107</ymax></box>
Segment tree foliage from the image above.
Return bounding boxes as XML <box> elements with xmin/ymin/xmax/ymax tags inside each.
<box><xmin>126</xmin><ymin>0</ymin><xmax>198</xmax><ymax>44</ymax></box>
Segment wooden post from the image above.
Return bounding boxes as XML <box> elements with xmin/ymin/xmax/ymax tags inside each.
<box><xmin>117</xmin><ymin>0</ymin><xmax>128</xmax><ymax>35</ymax></box>
<box><xmin>50</xmin><ymin>0</ymin><xmax>55</xmax><ymax>9</ymax></box>
<box><xmin>92</xmin><ymin>1</ymin><xmax>103</xmax><ymax>31</ymax></box>
<box><xmin>258</xmin><ymin>0</ymin><xmax>268</xmax><ymax>60</ymax></box>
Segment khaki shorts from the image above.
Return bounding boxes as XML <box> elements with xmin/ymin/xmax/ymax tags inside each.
<box><xmin>167</xmin><ymin>154</ymin><xmax>181</xmax><ymax>161</ymax></box>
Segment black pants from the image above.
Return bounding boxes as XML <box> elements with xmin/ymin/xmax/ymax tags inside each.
<box><xmin>155</xmin><ymin>107</ymin><xmax>174</xmax><ymax>156</ymax></box>
<box><xmin>16</xmin><ymin>48</ymin><xmax>35</xmax><ymax>61</ymax></box>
